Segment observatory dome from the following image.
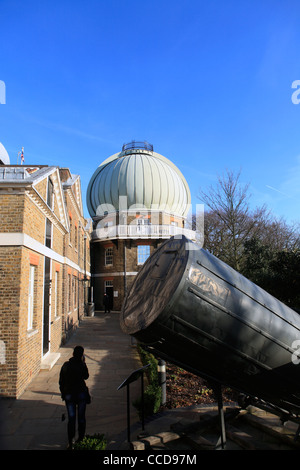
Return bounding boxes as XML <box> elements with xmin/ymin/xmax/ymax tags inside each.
<box><xmin>0</xmin><ymin>142</ymin><xmax>10</xmax><ymax>165</ymax></box>
<box><xmin>87</xmin><ymin>142</ymin><xmax>191</xmax><ymax>218</ymax></box>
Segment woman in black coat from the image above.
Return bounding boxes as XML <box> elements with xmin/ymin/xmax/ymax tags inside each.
<box><xmin>59</xmin><ymin>345</ymin><xmax>90</xmax><ymax>448</ymax></box>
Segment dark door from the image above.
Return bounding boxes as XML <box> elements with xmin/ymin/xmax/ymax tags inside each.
<box><xmin>43</xmin><ymin>257</ymin><xmax>51</xmax><ymax>355</ymax></box>
<box><xmin>106</xmin><ymin>286</ymin><xmax>114</xmax><ymax>311</ymax></box>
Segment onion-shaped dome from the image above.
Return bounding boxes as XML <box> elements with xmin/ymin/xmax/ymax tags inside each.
<box><xmin>87</xmin><ymin>142</ymin><xmax>191</xmax><ymax>218</ymax></box>
<box><xmin>0</xmin><ymin>142</ymin><xmax>10</xmax><ymax>165</ymax></box>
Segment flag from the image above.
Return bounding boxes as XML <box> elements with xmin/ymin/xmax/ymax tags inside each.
<box><xmin>20</xmin><ymin>147</ymin><xmax>24</xmax><ymax>165</ymax></box>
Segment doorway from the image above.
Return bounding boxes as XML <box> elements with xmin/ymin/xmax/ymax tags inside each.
<box><xmin>104</xmin><ymin>280</ymin><xmax>113</xmax><ymax>311</ymax></box>
<box><xmin>43</xmin><ymin>257</ymin><xmax>51</xmax><ymax>355</ymax></box>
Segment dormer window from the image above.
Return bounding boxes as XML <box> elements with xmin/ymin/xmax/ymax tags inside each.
<box><xmin>47</xmin><ymin>177</ymin><xmax>54</xmax><ymax>209</ymax></box>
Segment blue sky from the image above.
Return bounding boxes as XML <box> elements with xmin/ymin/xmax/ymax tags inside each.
<box><xmin>1</xmin><ymin>0</ymin><xmax>300</xmax><ymax>223</ymax></box>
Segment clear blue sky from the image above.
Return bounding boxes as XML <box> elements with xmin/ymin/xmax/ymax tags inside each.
<box><xmin>1</xmin><ymin>0</ymin><xmax>300</xmax><ymax>223</ymax></box>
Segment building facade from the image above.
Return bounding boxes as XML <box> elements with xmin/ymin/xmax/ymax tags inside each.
<box><xmin>0</xmin><ymin>148</ymin><xmax>91</xmax><ymax>398</ymax></box>
<box><xmin>87</xmin><ymin>141</ymin><xmax>195</xmax><ymax>311</ymax></box>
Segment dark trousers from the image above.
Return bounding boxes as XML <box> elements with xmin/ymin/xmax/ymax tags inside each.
<box><xmin>65</xmin><ymin>392</ymin><xmax>87</xmax><ymax>444</ymax></box>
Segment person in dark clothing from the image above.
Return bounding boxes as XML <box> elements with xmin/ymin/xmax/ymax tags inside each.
<box><xmin>59</xmin><ymin>345</ymin><xmax>90</xmax><ymax>449</ymax></box>
<box><xmin>103</xmin><ymin>293</ymin><xmax>110</xmax><ymax>313</ymax></box>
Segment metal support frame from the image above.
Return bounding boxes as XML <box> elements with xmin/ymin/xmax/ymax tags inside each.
<box><xmin>212</xmin><ymin>382</ymin><xmax>226</xmax><ymax>450</ymax></box>
<box><xmin>117</xmin><ymin>364</ymin><xmax>150</xmax><ymax>443</ymax></box>
<box><xmin>158</xmin><ymin>359</ymin><xmax>166</xmax><ymax>406</ymax></box>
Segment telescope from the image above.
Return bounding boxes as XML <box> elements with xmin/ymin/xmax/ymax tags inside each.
<box><xmin>120</xmin><ymin>236</ymin><xmax>300</xmax><ymax>420</ymax></box>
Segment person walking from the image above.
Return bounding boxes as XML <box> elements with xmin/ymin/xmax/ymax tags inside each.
<box><xmin>59</xmin><ymin>345</ymin><xmax>90</xmax><ymax>449</ymax></box>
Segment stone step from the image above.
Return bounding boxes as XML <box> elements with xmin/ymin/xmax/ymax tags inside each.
<box><xmin>40</xmin><ymin>353</ymin><xmax>60</xmax><ymax>371</ymax></box>
<box><xmin>130</xmin><ymin>431</ymin><xmax>181</xmax><ymax>450</ymax></box>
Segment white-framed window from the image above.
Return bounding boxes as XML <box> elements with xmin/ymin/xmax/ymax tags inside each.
<box><xmin>54</xmin><ymin>271</ymin><xmax>59</xmax><ymax>317</ymax></box>
<box><xmin>73</xmin><ymin>276</ymin><xmax>77</xmax><ymax>310</ymax></box>
<box><xmin>47</xmin><ymin>177</ymin><xmax>54</xmax><ymax>210</ymax></box>
<box><xmin>137</xmin><ymin>245</ymin><xmax>150</xmax><ymax>265</ymax></box>
<box><xmin>28</xmin><ymin>265</ymin><xmax>35</xmax><ymax>330</ymax></box>
<box><xmin>104</xmin><ymin>280</ymin><xmax>113</xmax><ymax>291</ymax></box>
<box><xmin>137</xmin><ymin>217</ymin><xmax>150</xmax><ymax>225</ymax></box>
<box><xmin>0</xmin><ymin>340</ymin><xmax>5</xmax><ymax>365</ymax></box>
<box><xmin>75</xmin><ymin>225</ymin><xmax>78</xmax><ymax>250</ymax></box>
<box><xmin>69</xmin><ymin>217</ymin><xmax>73</xmax><ymax>245</ymax></box>
<box><xmin>105</xmin><ymin>247</ymin><xmax>113</xmax><ymax>266</ymax></box>
<box><xmin>68</xmin><ymin>274</ymin><xmax>72</xmax><ymax>313</ymax></box>
<box><xmin>45</xmin><ymin>218</ymin><xmax>52</xmax><ymax>248</ymax></box>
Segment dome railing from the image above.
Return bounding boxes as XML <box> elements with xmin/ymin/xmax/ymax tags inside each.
<box><xmin>122</xmin><ymin>141</ymin><xmax>153</xmax><ymax>152</ymax></box>
<box><xmin>92</xmin><ymin>223</ymin><xmax>196</xmax><ymax>241</ymax></box>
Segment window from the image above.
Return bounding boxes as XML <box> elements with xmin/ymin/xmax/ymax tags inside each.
<box><xmin>45</xmin><ymin>219</ymin><xmax>52</xmax><ymax>248</ymax></box>
<box><xmin>105</xmin><ymin>247</ymin><xmax>113</xmax><ymax>266</ymax></box>
<box><xmin>54</xmin><ymin>271</ymin><xmax>59</xmax><ymax>317</ymax></box>
<box><xmin>137</xmin><ymin>217</ymin><xmax>150</xmax><ymax>225</ymax></box>
<box><xmin>105</xmin><ymin>280</ymin><xmax>113</xmax><ymax>291</ymax></box>
<box><xmin>75</xmin><ymin>225</ymin><xmax>78</xmax><ymax>250</ymax></box>
<box><xmin>137</xmin><ymin>245</ymin><xmax>150</xmax><ymax>265</ymax></box>
<box><xmin>68</xmin><ymin>274</ymin><xmax>72</xmax><ymax>312</ymax></box>
<box><xmin>0</xmin><ymin>340</ymin><xmax>5</xmax><ymax>365</ymax></box>
<box><xmin>47</xmin><ymin>177</ymin><xmax>54</xmax><ymax>209</ymax></box>
<box><xmin>69</xmin><ymin>217</ymin><xmax>73</xmax><ymax>245</ymax></box>
<box><xmin>73</xmin><ymin>276</ymin><xmax>77</xmax><ymax>310</ymax></box>
<box><xmin>104</xmin><ymin>219</ymin><xmax>114</xmax><ymax>228</ymax></box>
<box><xmin>28</xmin><ymin>265</ymin><xmax>35</xmax><ymax>330</ymax></box>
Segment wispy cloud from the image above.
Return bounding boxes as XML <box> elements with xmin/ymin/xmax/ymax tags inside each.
<box><xmin>13</xmin><ymin>108</ymin><xmax>116</xmax><ymax>146</ymax></box>
<box><xmin>265</xmin><ymin>185</ymin><xmax>292</xmax><ymax>198</ymax></box>
<box><xmin>34</xmin><ymin>117</ymin><xmax>115</xmax><ymax>145</ymax></box>
<box><xmin>265</xmin><ymin>155</ymin><xmax>300</xmax><ymax>202</ymax></box>
<box><xmin>261</xmin><ymin>155</ymin><xmax>300</xmax><ymax>223</ymax></box>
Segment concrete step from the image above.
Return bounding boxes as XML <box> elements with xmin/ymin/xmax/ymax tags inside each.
<box><xmin>40</xmin><ymin>352</ymin><xmax>60</xmax><ymax>371</ymax></box>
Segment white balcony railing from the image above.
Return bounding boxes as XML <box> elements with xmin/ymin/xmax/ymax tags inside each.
<box><xmin>92</xmin><ymin>224</ymin><xmax>196</xmax><ymax>241</ymax></box>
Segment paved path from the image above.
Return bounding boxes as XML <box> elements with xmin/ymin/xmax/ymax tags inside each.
<box><xmin>0</xmin><ymin>312</ymin><xmax>143</xmax><ymax>450</ymax></box>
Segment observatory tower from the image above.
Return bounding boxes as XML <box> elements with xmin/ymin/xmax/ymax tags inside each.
<box><xmin>87</xmin><ymin>141</ymin><xmax>195</xmax><ymax>311</ymax></box>
<box><xmin>0</xmin><ymin>142</ymin><xmax>10</xmax><ymax>165</ymax></box>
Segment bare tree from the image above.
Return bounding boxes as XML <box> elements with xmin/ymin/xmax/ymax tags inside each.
<box><xmin>197</xmin><ymin>169</ymin><xmax>270</xmax><ymax>270</ymax></box>
<box><xmin>257</xmin><ymin>217</ymin><xmax>300</xmax><ymax>251</ymax></box>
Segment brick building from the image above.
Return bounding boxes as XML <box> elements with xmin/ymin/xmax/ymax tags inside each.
<box><xmin>0</xmin><ymin>145</ymin><xmax>91</xmax><ymax>398</ymax></box>
<box><xmin>87</xmin><ymin>141</ymin><xmax>195</xmax><ymax>311</ymax></box>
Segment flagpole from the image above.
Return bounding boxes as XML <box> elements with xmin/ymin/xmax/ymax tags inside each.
<box><xmin>17</xmin><ymin>147</ymin><xmax>24</xmax><ymax>165</ymax></box>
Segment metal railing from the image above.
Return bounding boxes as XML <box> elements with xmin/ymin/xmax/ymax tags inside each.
<box><xmin>122</xmin><ymin>141</ymin><xmax>153</xmax><ymax>152</ymax></box>
<box><xmin>92</xmin><ymin>224</ymin><xmax>196</xmax><ymax>241</ymax></box>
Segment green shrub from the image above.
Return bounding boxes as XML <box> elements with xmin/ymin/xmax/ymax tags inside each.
<box><xmin>73</xmin><ymin>433</ymin><xmax>107</xmax><ymax>450</ymax></box>
<box><xmin>138</xmin><ymin>345</ymin><xmax>159</xmax><ymax>384</ymax></box>
<box><xmin>133</xmin><ymin>345</ymin><xmax>162</xmax><ymax>418</ymax></box>
<box><xmin>133</xmin><ymin>382</ymin><xmax>162</xmax><ymax>419</ymax></box>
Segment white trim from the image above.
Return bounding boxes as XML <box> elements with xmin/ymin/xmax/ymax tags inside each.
<box><xmin>54</xmin><ymin>270</ymin><xmax>58</xmax><ymax>318</ymax></box>
<box><xmin>43</xmin><ymin>255</ymin><xmax>52</xmax><ymax>357</ymax></box>
<box><xmin>0</xmin><ymin>232</ymin><xmax>91</xmax><ymax>276</ymax></box>
<box><xmin>27</xmin><ymin>265</ymin><xmax>35</xmax><ymax>330</ymax></box>
<box><xmin>27</xmin><ymin>187</ymin><xmax>68</xmax><ymax>235</ymax></box>
<box><xmin>92</xmin><ymin>272</ymin><xmax>138</xmax><ymax>277</ymax></box>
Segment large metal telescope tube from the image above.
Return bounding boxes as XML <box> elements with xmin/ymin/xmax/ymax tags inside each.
<box><xmin>120</xmin><ymin>236</ymin><xmax>300</xmax><ymax>416</ymax></box>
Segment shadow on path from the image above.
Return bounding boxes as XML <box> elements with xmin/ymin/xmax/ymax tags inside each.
<box><xmin>0</xmin><ymin>312</ymin><xmax>142</xmax><ymax>450</ymax></box>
